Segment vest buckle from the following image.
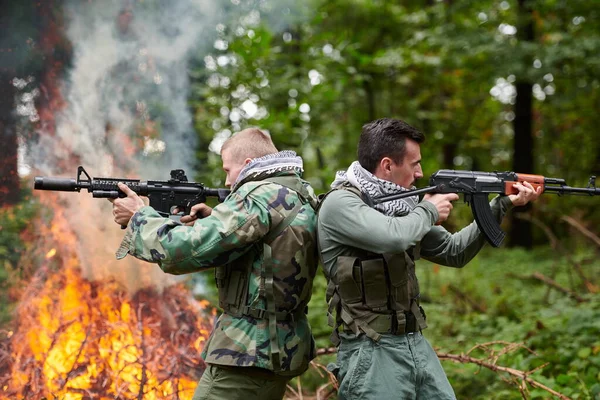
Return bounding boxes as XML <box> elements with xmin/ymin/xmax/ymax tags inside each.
<box><xmin>242</xmin><ymin>306</ymin><xmax>266</xmax><ymax>319</ymax></box>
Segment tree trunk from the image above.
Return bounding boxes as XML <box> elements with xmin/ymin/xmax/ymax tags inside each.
<box><xmin>0</xmin><ymin>86</ymin><xmax>20</xmax><ymax>207</ymax></box>
<box><xmin>593</xmin><ymin>148</ymin><xmax>600</xmax><ymax>175</ymax></box>
<box><xmin>364</xmin><ymin>79</ymin><xmax>376</xmax><ymax>122</ymax></box>
<box><xmin>509</xmin><ymin>0</ymin><xmax>535</xmax><ymax>248</ymax></box>
<box><xmin>0</xmin><ymin>4</ymin><xmax>21</xmax><ymax>206</ymax></box>
<box><xmin>442</xmin><ymin>143</ymin><xmax>457</xmax><ymax>169</ymax></box>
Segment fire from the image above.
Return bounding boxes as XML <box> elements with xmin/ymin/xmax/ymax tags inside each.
<box><xmin>0</xmin><ymin>192</ymin><xmax>217</xmax><ymax>399</ymax></box>
<box><xmin>2</xmin><ymin>4</ymin><xmax>220</xmax><ymax>398</ymax></box>
<box><xmin>45</xmin><ymin>248</ymin><xmax>57</xmax><ymax>259</ymax></box>
<box><xmin>1</xmin><ymin>261</ymin><xmax>215</xmax><ymax>399</ymax></box>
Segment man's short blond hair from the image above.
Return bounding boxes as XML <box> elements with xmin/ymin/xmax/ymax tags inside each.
<box><xmin>221</xmin><ymin>128</ymin><xmax>278</xmax><ymax>161</ymax></box>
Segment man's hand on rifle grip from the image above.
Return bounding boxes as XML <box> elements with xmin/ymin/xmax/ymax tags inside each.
<box><xmin>175</xmin><ymin>203</ymin><xmax>213</xmax><ymax>226</ymax></box>
<box><xmin>108</xmin><ymin>182</ymin><xmax>147</xmax><ymax>227</ymax></box>
<box><xmin>423</xmin><ymin>192</ymin><xmax>459</xmax><ymax>225</ymax></box>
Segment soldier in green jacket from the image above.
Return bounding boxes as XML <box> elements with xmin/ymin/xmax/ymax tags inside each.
<box><xmin>317</xmin><ymin>118</ymin><xmax>541</xmax><ymax>400</ymax></box>
<box><xmin>110</xmin><ymin>128</ymin><xmax>319</xmax><ymax>400</ymax></box>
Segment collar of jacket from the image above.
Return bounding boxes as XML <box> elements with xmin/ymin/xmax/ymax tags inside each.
<box><xmin>232</xmin><ymin>169</ymin><xmax>302</xmax><ymax>193</ymax></box>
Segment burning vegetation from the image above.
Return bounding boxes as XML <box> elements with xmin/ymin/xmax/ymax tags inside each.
<box><xmin>0</xmin><ymin>258</ymin><xmax>214</xmax><ymax>400</ymax></box>
<box><xmin>0</xmin><ymin>2</ymin><xmax>225</xmax><ymax>398</ymax></box>
<box><xmin>0</xmin><ymin>192</ymin><xmax>216</xmax><ymax>399</ymax></box>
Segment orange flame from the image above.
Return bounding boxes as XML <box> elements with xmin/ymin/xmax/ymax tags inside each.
<box><xmin>45</xmin><ymin>248</ymin><xmax>56</xmax><ymax>259</ymax></box>
<box><xmin>0</xmin><ymin>5</ymin><xmax>218</xmax><ymax>397</ymax></box>
<box><xmin>0</xmin><ymin>187</ymin><xmax>216</xmax><ymax>400</ymax></box>
<box><xmin>1</xmin><ymin>254</ymin><xmax>215</xmax><ymax>399</ymax></box>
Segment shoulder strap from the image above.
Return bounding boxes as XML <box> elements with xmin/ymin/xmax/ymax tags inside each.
<box><xmin>316</xmin><ymin>182</ymin><xmax>365</xmax><ymax>214</ymax></box>
<box><xmin>340</xmin><ymin>182</ymin><xmax>363</xmax><ymax>198</ymax></box>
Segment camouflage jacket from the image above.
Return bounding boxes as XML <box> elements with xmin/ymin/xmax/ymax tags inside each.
<box><xmin>116</xmin><ymin>169</ymin><xmax>319</xmax><ymax>377</ymax></box>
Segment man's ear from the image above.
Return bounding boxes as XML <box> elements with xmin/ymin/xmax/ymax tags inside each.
<box><xmin>373</xmin><ymin>157</ymin><xmax>392</xmax><ymax>180</ymax></box>
<box><xmin>380</xmin><ymin>157</ymin><xmax>393</xmax><ymax>173</ymax></box>
<box><xmin>244</xmin><ymin>157</ymin><xmax>252</xmax><ymax>165</ymax></box>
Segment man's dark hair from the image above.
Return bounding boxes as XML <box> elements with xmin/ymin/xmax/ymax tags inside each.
<box><xmin>358</xmin><ymin>118</ymin><xmax>425</xmax><ymax>173</ymax></box>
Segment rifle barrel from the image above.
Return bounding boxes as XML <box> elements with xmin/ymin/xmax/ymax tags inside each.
<box><xmin>34</xmin><ymin>177</ymin><xmax>83</xmax><ymax>192</ymax></box>
<box><xmin>544</xmin><ymin>177</ymin><xmax>567</xmax><ymax>185</ymax></box>
<box><xmin>544</xmin><ymin>185</ymin><xmax>600</xmax><ymax>196</ymax></box>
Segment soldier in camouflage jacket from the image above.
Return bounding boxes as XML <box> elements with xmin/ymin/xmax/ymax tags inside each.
<box><xmin>110</xmin><ymin>128</ymin><xmax>319</xmax><ymax>400</ymax></box>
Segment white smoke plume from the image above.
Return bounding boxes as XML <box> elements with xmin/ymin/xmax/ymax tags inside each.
<box><xmin>23</xmin><ymin>0</ymin><xmax>309</xmax><ymax>292</ymax></box>
<box><xmin>28</xmin><ymin>0</ymin><xmax>218</xmax><ymax>291</ymax></box>
<box><xmin>35</xmin><ymin>0</ymin><xmax>218</xmax><ymax>177</ymax></box>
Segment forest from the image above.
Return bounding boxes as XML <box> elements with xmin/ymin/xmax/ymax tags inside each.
<box><xmin>0</xmin><ymin>0</ymin><xmax>599</xmax><ymax>399</ymax></box>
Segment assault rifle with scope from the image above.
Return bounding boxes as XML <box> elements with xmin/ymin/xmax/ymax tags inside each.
<box><xmin>34</xmin><ymin>166</ymin><xmax>231</xmax><ymax>227</ymax></box>
<box><xmin>371</xmin><ymin>169</ymin><xmax>599</xmax><ymax>247</ymax></box>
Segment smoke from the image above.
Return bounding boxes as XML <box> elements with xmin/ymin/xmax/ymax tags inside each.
<box><xmin>25</xmin><ymin>0</ymin><xmax>220</xmax><ymax>291</ymax></box>
<box><xmin>31</xmin><ymin>0</ymin><xmax>218</xmax><ymax>177</ymax></box>
<box><xmin>22</xmin><ymin>0</ymin><xmax>311</xmax><ymax>292</ymax></box>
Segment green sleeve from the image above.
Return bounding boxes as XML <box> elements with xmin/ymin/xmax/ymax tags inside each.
<box><xmin>115</xmin><ymin>189</ymin><xmax>271</xmax><ymax>274</ymax></box>
<box><xmin>318</xmin><ymin>190</ymin><xmax>439</xmax><ymax>254</ymax></box>
<box><xmin>420</xmin><ymin>195</ymin><xmax>514</xmax><ymax>267</ymax></box>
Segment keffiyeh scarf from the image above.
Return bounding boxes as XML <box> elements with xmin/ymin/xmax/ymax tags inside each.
<box><xmin>233</xmin><ymin>150</ymin><xmax>304</xmax><ymax>190</ymax></box>
<box><xmin>332</xmin><ymin>161</ymin><xmax>418</xmax><ymax>217</ymax></box>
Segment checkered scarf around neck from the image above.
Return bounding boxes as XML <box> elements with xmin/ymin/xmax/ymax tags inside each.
<box><xmin>331</xmin><ymin>161</ymin><xmax>419</xmax><ymax>217</ymax></box>
<box><xmin>232</xmin><ymin>150</ymin><xmax>304</xmax><ymax>191</ymax></box>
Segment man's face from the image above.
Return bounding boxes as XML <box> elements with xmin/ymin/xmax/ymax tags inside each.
<box><xmin>377</xmin><ymin>139</ymin><xmax>423</xmax><ymax>189</ymax></box>
<box><xmin>221</xmin><ymin>148</ymin><xmax>251</xmax><ymax>188</ymax></box>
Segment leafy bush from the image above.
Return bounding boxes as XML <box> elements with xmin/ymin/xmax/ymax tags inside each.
<box><xmin>0</xmin><ymin>188</ymin><xmax>38</xmax><ymax>326</ymax></box>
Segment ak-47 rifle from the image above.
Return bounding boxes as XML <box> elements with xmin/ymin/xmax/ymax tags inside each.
<box><xmin>372</xmin><ymin>169</ymin><xmax>599</xmax><ymax>247</ymax></box>
<box><xmin>34</xmin><ymin>166</ymin><xmax>230</xmax><ymax>227</ymax></box>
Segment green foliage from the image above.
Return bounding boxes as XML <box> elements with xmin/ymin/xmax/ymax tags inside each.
<box><xmin>414</xmin><ymin>247</ymin><xmax>599</xmax><ymax>398</ymax></box>
<box><xmin>184</xmin><ymin>5</ymin><xmax>600</xmax><ymax>394</ymax></box>
<box><xmin>0</xmin><ymin>186</ymin><xmax>38</xmax><ymax>327</ymax></box>
<box><xmin>303</xmin><ymin>246</ymin><xmax>600</xmax><ymax>398</ymax></box>
<box><xmin>188</xmin><ymin>0</ymin><xmax>600</xmax><ymax>234</ymax></box>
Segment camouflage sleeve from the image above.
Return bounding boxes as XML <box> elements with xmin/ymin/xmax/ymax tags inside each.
<box><xmin>115</xmin><ymin>186</ymin><xmax>271</xmax><ymax>274</ymax></box>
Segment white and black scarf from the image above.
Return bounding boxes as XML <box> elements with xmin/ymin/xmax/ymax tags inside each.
<box><xmin>233</xmin><ymin>150</ymin><xmax>304</xmax><ymax>191</ymax></box>
<box><xmin>332</xmin><ymin>161</ymin><xmax>418</xmax><ymax>217</ymax></box>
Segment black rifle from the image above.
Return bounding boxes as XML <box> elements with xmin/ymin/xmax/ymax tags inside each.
<box><xmin>34</xmin><ymin>166</ymin><xmax>230</xmax><ymax>227</ymax></box>
<box><xmin>372</xmin><ymin>169</ymin><xmax>599</xmax><ymax>247</ymax></box>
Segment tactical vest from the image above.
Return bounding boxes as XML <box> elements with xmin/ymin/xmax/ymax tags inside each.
<box><xmin>214</xmin><ymin>176</ymin><xmax>316</xmax><ymax>372</ymax></box>
<box><xmin>317</xmin><ymin>184</ymin><xmax>427</xmax><ymax>346</ymax></box>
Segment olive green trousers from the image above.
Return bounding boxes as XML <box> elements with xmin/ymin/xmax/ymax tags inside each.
<box><xmin>330</xmin><ymin>332</ymin><xmax>457</xmax><ymax>400</ymax></box>
<box><xmin>192</xmin><ymin>364</ymin><xmax>289</xmax><ymax>400</ymax></box>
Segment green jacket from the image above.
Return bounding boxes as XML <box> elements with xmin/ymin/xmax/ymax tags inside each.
<box><xmin>317</xmin><ymin>188</ymin><xmax>512</xmax><ymax>345</ymax></box>
<box><xmin>116</xmin><ymin>171</ymin><xmax>319</xmax><ymax>376</ymax></box>
<box><xmin>317</xmin><ymin>188</ymin><xmax>513</xmax><ymax>321</ymax></box>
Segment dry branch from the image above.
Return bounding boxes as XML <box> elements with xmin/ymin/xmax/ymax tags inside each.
<box><xmin>311</xmin><ymin>342</ymin><xmax>572</xmax><ymax>400</ymax></box>
<box><xmin>285</xmin><ymin>359</ymin><xmax>338</xmax><ymax>400</ymax></box>
<box><xmin>0</xmin><ymin>266</ymin><xmax>211</xmax><ymax>399</ymax></box>
<box><xmin>315</xmin><ymin>347</ymin><xmax>337</xmax><ymax>356</ymax></box>
<box><xmin>514</xmin><ymin>213</ymin><xmax>596</xmax><ymax>292</ymax></box>
<box><xmin>437</xmin><ymin>352</ymin><xmax>570</xmax><ymax>399</ymax></box>
<box><xmin>509</xmin><ymin>272</ymin><xmax>587</xmax><ymax>303</ymax></box>
<box><xmin>560</xmin><ymin>215</ymin><xmax>600</xmax><ymax>248</ymax></box>
<box><xmin>449</xmin><ymin>284</ymin><xmax>487</xmax><ymax>312</ymax></box>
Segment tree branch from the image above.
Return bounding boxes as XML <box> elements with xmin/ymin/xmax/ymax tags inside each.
<box><xmin>449</xmin><ymin>284</ymin><xmax>487</xmax><ymax>313</ymax></box>
<box><xmin>436</xmin><ymin>352</ymin><xmax>571</xmax><ymax>399</ymax></box>
<box><xmin>509</xmin><ymin>271</ymin><xmax>587</xmax><ymax>303</ymax></box>
<box><xmin>313</xmin><ymin>343</ymin><xmax>572</xmax><ymax>400</ymax></box>
<box><xmin>560</xmin><ymin>215</ymin><xmax>600</xmax><ymax>248</ymax></box>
